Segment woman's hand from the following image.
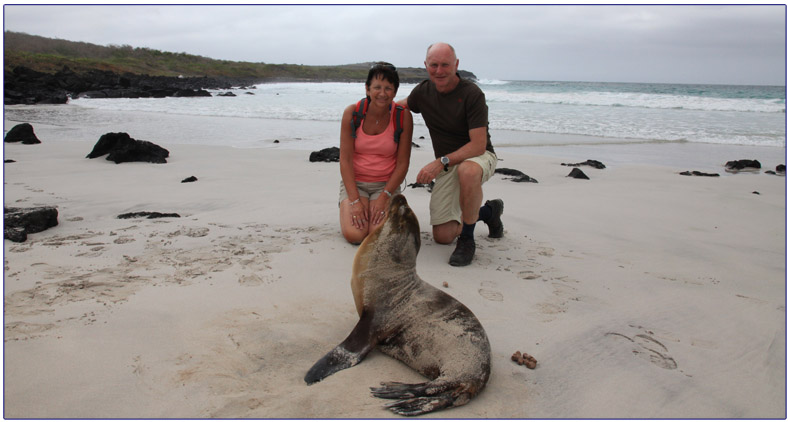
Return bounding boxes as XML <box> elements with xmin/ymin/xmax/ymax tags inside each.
<box><xmin>369</xmin><ymin>194</ymin><xmax>390</xmax><ymax>226</ymax></box>
<box><xmin>350</xmin><ymin>200</ymin><xmax>368</xmax><ymax>229</ymax></box>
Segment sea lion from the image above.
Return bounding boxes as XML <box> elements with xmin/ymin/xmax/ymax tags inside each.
<box><xmin>304</xmin><ymin>194</ymin><xmax>491</xmax><ymax>416</ymax></box>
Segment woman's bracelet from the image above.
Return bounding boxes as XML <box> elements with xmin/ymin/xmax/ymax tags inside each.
<box><xmin>383</xmin><ymin>190</ymin><xmax>393</xmax><ymax>197</ymax></box>
<box><xmin>348</xmin><ymin>198</ymin><xmax>360</xmax><ymax>206</ymax></box>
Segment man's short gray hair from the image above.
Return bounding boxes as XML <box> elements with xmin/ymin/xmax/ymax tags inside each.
<box><xmin>426</xmin><ymin>42</ymin><xmax>456</xmax><ymax>57</ymax></box>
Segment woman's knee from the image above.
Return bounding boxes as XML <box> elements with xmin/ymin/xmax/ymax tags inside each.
<box><xmin>342</xmin><ymin>228</ymin><xmax>367</xmax><ymax>245</ymax></box>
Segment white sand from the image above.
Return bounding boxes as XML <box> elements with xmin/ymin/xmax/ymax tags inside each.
<box><xmin>3</xmin><ymin>124</ymin><xmax>785</xmax><ymax>418</ymax></box>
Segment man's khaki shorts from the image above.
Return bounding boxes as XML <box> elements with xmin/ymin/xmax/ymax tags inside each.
<box><xmin>430</xmin><ymin>150</ymin><xmax>498</xmax><ymax>226</ymax></box>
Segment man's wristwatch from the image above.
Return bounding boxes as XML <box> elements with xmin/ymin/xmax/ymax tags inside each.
<box><xmin>440</xmin><ymin>156</ymin><xmax>450</xmax><ymax>171</ymax></box>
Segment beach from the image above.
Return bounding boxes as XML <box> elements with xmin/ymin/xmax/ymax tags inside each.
<box><xmin>3</xmin><ymin>111</ymin><xmax>786</xmax><ymax>418</ymax></box>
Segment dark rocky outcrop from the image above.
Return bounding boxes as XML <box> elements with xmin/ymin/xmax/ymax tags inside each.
<box><xmin>680</xmin><ymin>171</ymin><xmax>720</xmax><ymax>177</ymax></box>
<box><xmin>494</xmin><ymin>168</ymin><xmax>538</xmax><ymax>183</ymax></box>
<box><xmin>4</xmin><ymin>206</ymin><xmax>59</xmax><ymax>242</ymax></box>
<box><xmin>567</xmin><ymin>168</ymin><xmax>590</xmax><ymax>180</ymax></box>
<box><xmin>309</xmin><ymin>147</ymin><xmax>340</xmax><ymax>163</ymax></box>
<box><xmin>510</xmin><ymin>174</ymin><xmax>539</xmax><ymax>183</ymax></box>
<box><xmin>117</xmin><ymin>211</ymin><xmax>181</xmax><ymax>219</ymax></box>
<box><xmin>86</xmin><ymin>132</ymin><xmax>169</xmax><ymax>164</ymax></box>
<box><xmin>561</xmin><ymin>160</ymin><xmax>606</xmax><ymax>169</ymax></box>
<box><xmin>181</xmin><ymin>176</ymin><xmax>198</xmax><ymax>183</ymax></box>
<box><xmin>495</xmin><ymin>168</ymin><xmax>527</xmax><ymax>177</ymax></box>
<box><xmin>4</xmin><ymin>65</ymin><xmax>251</xmax><ymax>105</ymax></box>
<box><xmin>4</xmin><ymin>123</ymin><xmax>42</xmax><ymax>144</ymax></box>
<box><xmin>724</xmin><ymin>159</ymin><xmax>761</xmax><ymax>172</ymax></box>
<box><xmin>3</xmin><ymin>66</ymin><xmax>69</xmax><ymax>104</ymax></box>
<box><xmin>765</xmin><ymin>164</ymin><xmax>786</xmax><ymax>176</ymax></box>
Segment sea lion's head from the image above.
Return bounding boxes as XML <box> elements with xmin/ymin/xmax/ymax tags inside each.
<box><xmin>360</xmin><ymin>194</ymin><xmax>421</xmax><ymax>267</ymax></box>
<box><xmin>384</xmin><ymin>193</ymin><xmax>420</xmax><ymax>254</ymax></box>
<box><xmin>352</xmin><ymin>194</ymin><xmax>421</xmax><ymax>315</ymax></box>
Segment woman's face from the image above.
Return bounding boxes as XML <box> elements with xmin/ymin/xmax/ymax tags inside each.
<box><xmin>366</xmin><ymin>75</ymin><xmax>397</xmax><ymax>106</ymax></box>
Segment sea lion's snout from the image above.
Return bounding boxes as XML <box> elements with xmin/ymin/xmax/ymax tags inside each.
<box><xmin>389</xmin><ymin>193</ymin><xmax>408</xmax><ymax>211</ymax></box>
<box><xmin>385</xmin><ymin>194</ymin><xmax>420</xmax><ymax>254</ymax></box>
<box><xmin>386</xmin><ymin>194</ymin><xmax>410</xmax><ymax>221</ymax></box>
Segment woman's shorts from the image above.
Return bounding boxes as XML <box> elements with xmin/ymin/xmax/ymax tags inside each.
<box><xmin>338</xmin><ymin>180</ymin><xmax>402</xmax><ymax>206</ymax></box>
<box><xmin>429</xmin><ymin>150</ymin><xmax>498</xmax><ymax>225</ymax></box>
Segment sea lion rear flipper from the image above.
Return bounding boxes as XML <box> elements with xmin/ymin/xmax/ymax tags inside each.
<box><xmin>371</xmin><ymin>380</ymin><xmax>468</xmax><ymax>416</ymax></box>
<box><xmin>304</xmin><ymin>310</ymin><xmax>377</xmax><ymax>385</ymax></box>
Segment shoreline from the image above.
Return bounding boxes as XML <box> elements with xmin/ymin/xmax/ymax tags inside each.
<box><xmin>5</xmin><ymin>104</ymin><xmax>785</xmax><ymax>174</ymax></box>
<box><xmin>3</xmin><ymin>110</ymin><xmax>786</xmax><ymax>418</ymax></box>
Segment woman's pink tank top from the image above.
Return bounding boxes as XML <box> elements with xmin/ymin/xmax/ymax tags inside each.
<box><xmin>353</xmin><ymin>103</ymin><xmax>398</xmax><ymax>182</ymax></box>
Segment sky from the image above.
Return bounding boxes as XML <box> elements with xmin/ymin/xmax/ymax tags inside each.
<box><xmin>3</xmin><ymin>3</ymin><xmax>786</xmax><ymax>85</ymax></box>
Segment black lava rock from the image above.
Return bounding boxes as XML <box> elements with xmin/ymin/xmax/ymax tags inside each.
<box><xmin>4</xmin><ymin>206</ymin><xmax>59</xmax><ymax>242</ymax></box>
<box><xmin>5</xmin><ymin>65</ymin><xmax>255</xmax><ymax>105</ymax></box>
<box><xmin>495</xmin><ymin>168</ymin><xmax>526</xmax><ymax>177</ymax></box>
<box><xmin>725</xmin><ymin>159</ymin><xmax>761</xmax><ymax>172</ymax></box>
<box><xmin>309</xmin><ymin>147</ymin><xmax>340</xmax><ymax>163</ymax></box>
<box><xmin>567</xmin><ymin>168</ymin><xmax>590</xmax><ymax>180</ymax></box>
<box><xmin>4</xmin><ymin>123</ymin><xmax>41</xmax><ymax>144</ymax></box>
<box><xmin>495</xmin><ymin>167</ymin><xmax>538</xmax><ymax>183</ymax></box>
<box><xmin>680</xmin><ymin>171</ymin><xmax>720</xmax><ymax>177</ymax></box>
<box><xmin>86</xmin><ymin>132</ymin><xmax>169</xmax><ymax>164</ymax></box>
<box><xmin>561</xmin><ymin>160</ymin><xmax>606</xmax><ymax>169</ymax></box>
<box><xmin>117</xmin><ymin>211</ymin><xmax>181</xmax><ymax>219</ymax></box>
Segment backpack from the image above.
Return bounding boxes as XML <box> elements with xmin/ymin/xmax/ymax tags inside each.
<box><xmin>350</xmin><ymin>97</ymin><xmax>405</xmax><ymax>143</ymax></box>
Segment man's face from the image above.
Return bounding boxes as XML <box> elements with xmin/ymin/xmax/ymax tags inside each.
<box><xmin>425</xmin><ymin>47</ymin><xmax>459</xmax><ymax>92</ymax></box>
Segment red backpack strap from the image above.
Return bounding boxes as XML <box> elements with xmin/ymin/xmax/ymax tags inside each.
<box><xmin>350</xmin><ymin>97</ymin><xmax>370</xmax><ymax>139</ymax></box>
<box><xmin>393</xmin><ymin>104</ymin><xmax>404</xmax><ymax>144</ymax></box>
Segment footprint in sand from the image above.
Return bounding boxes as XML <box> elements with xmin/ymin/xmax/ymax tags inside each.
<box><xmin>536</xmin><ymin>246</ymin><xmax>555</xmax><ymax>257</ymax></box>
<box><xmin>518</xmin><ymin>270</ymin><xmax>540</xmax><ymax>280</ymax></box>
<box><xmin>606</xmin><ymin>331</ymin><xmax>677</xmax><ymax>370</ymax></box>
<box><xmin>478</xmin><ymin>288</ymin><xmax>503</xmax><ymax>302</ymax></box>
<box><xmin>113</xmin><ymin>236</ymin><xmax>135</xmax><ymax>244</ymax></box>
<box><xmin>478</xmin><ymin>280</ymin><xmax>504</xmax><ymax>301</ymax></box>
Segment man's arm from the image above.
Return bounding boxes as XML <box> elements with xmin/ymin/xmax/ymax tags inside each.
<box><xmin>395</xmin><ymin>96</ymin><xmax>409</xmax><ymax>110</ymax></box>
<box><xmin>416</xmin><ymin>127</ymin><xmax>487</xmax><ymax>184</ymax></box>
<box><xmin>444</xmin><ymin>127</ymin><xmax>487</xmax><ymax>165</ymax></box>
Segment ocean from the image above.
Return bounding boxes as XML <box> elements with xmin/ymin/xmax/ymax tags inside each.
<box><xmin>5</xmin><ymin>80</ymin><xmax>786</xmax><ymax>171</ymax></box>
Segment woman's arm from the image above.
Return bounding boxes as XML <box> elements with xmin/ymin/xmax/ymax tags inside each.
<box><xmin>339</xmin><ymin>103</ymin><xmax>367</xmax><ymax>228</ymax></box>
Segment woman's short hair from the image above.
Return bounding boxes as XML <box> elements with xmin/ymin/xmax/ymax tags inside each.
<box><xmin>366</xmin><ymin>62</ymin><xmax>399</xmax><ymax>91</ymax></box>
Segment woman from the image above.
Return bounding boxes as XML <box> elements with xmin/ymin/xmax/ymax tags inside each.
<box><xmin>338</xmin><ymin>62</ymin><xmax>413</xmax><ymax>244</ymax></box>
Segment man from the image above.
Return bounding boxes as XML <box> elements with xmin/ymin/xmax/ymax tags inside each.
<box><xmin>397</xmin><ymin>42</ymin><xmax>504</xmax><ymax>266</ymax></box>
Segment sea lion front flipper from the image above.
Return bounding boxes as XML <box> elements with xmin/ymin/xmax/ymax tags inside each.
<box><xmin>304</xmin><ymin>310</ymin><xmax>377</xmax><ymax>385</ymax></box>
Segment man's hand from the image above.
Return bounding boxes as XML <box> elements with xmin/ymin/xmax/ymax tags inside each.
<box><xmin>416</xmin><ymin>159</ymin><xmax>444</xmax><ymax>184</ymax></box>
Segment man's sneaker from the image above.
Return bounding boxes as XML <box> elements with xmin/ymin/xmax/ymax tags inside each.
<box><xmin>449</xmin><ymin>235</ymin><xmax>476</xmax><ymax>267</ymax></box>
<box><xmin>485</xmin><ymin>199</ymin><xmax>504</xmax><ymax>238</ymax></box>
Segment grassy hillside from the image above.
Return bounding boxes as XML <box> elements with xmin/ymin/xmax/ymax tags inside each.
<box><xmin>4</xmin><ymin>31</ymin><xmax>473</xmax><ymax>83</ymax></box>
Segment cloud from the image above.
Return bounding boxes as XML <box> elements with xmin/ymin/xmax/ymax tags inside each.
<box><xmin>3</xmin><ymin>4</ymin><xmax>785</xmax><ymax>84</ymax></box>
